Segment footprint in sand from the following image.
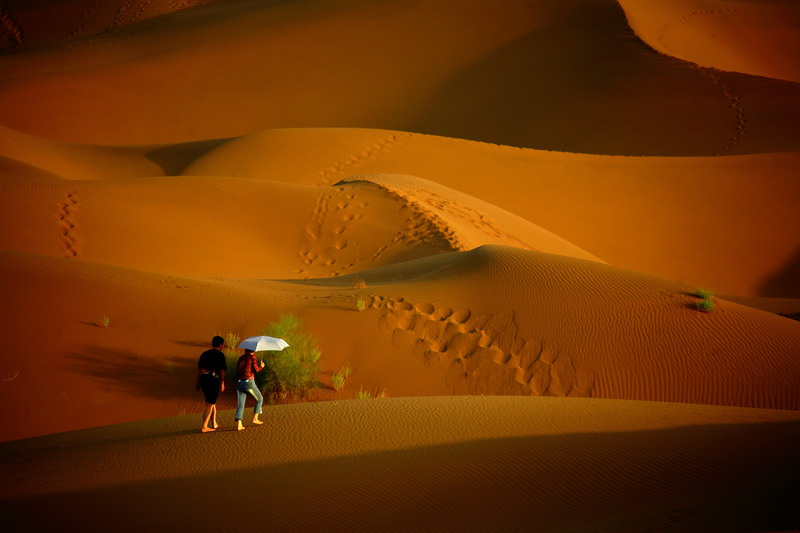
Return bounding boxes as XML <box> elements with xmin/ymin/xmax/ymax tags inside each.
<box><xmin>373</xmin><ymin>296</ymin><xmax>591</xmax><ymax>398</ymax></box>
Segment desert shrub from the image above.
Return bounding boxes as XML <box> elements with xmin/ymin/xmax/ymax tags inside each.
<box><xmin>258</xmin><ymin>314</ymin><xmax>321</xmax><ymax>400</ymax></box>
<box><xmin>693</xmin><ymin>287</ymin><xmax>714</xmax><ymax>300</ymax></box>
<box><xmin>101</xmin><ymin>314</ymin><xmax>110</xmax><ymax>328</ymax></box>
<box><xmin>341</xmin><ymin>364</ymin><xmax>353</xmax><ymax>378</ymax></box>
<box><xmin>225</xmin><ymin>331</ymin><xmax>240</xmax><ymax>352</ymax></box>
<box><xmin>696</xmin><ymin>298</ymin><xmax>715</xmax><ymax>313</ymax></box>
<box><xmin>331</xmin><ymin>364</ymin><xmax>353</xmax><ymax>391</ymax></box>
<box><xmin>354</xmin><ymin>278</ymin><xmax>367</xmax><ymax>289</ymax></box>
<box><xmin>222</xmin><ymin>332</ymin><xmax>241</xmax><ymax>382</ymax></box>
<box><xmin>224</xmin><ymin>351</ymin><xmax>240</xmax><ymax>382</ymax></box>
<box><xmin>356</xmin><ymin>297</ymin><xmax>366</xmax><ymax>312</ymax></box>
<box><xmin>356</xmin><ymin>386</ymin><xmax>372</xmax><ymax>400</ymax></box>
<box><xmin>331</xmin><ymin>373</ymin><xmax>346</xmax><ymax>391</ymax></box>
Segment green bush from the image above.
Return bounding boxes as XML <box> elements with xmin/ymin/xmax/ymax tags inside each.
<box><xmin>222</xmin><ymin>331</ymin><xmax>241</xmax><ymax>382</ymax></box>
<box><xmin>356</xmin><ymin>297</ymin><xmax>366</xmax><ymax>312</ymax></box>
<box><xmin>341</xmin><ymin>364</ymin><xmax>353</xmax><ymax>378</ymax></box>
<box><xmin>693</xmin><ymin>287</ymin><xmax>714</xmax><ymax>300</ymax></box>
<box><xmin>356</xmin><ymin>386</ymin><xmax>372</xmax><ymax>400</ymax></box>
<box><xmin>696</xmin><ymin>298</ymin><xmax>715</xmax><ymax>313</ymax></box>
<box><xmin>331</xmin><ymin>372</ymin><xmax>346</xmax><ymax>391</ymax></box>
<box><xmin>258</xmin><ymin>314</ymin><xmax>321</xmax><ymax>400</ymax></box>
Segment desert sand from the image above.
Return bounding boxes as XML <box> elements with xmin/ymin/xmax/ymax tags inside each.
<box><xmin>1</xmin><ymin>0</ymin><xmax>799</xmax><ymax>531</ymax></box>
<box><xmin>3</xmin><ymin>397</ymin><xmax>800</xmax><ymax>532</ymax></box>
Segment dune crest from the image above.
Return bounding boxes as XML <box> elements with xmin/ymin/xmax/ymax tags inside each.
<box><xmin>184</xmin><ymin>127</ymin><xmax>800</xmax><ymax>297</ymax></box>
<box><xmin>338</xmin><ymin>173</ymin><xmax>604</xmax><ymax>263</ymax></box>
<box><xmin>2</xmin><ymin>1</ymin><xmax>800</xmax><ymax>155</ymax></box>
<box><xmin>618</xmin><ymin>0</ymin><xmax>800</xmax><ymax>83</ymax></box>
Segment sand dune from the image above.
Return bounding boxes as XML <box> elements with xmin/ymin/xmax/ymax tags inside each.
<box><xmin>0</xmin><ymin>0</ymin><xmax>218</xmax><ymax>52</ymax></box>
<box><xmin>618</xmin><ymin>0</ymin><xmax>800</xmax><ymax>83</ymax></box>
<box><xmin>2</xmin><ymin>1</ymin><xmax>799</xmax><ymax>529</ymax></box>
<box><xmin>329</xmin><ymin>245</ymin><xmax>800</xmax><ymax>409</ymax></box>
<box><xmin>2</xmin><ymin>0</ymin><xmax>800</xmax><ymax>155</ymax></box>
<box><xmin>3</xmin><ymin>243</ymin><xmax>799</xmax><ymax>442</ymax></box>
<box><xmin>185</xmin><ymin>127</ymin><xmax>800</xmax><ymax>297</ymax></box>
<box><xmin>9</xmin><ymin>124</ymin><xmax>800</xmax><ymax>296</ymax></box>
<box><xmin>2</xmin><ymin>397</ymin><xmax>799</xmax><ymax>532</ymax></box>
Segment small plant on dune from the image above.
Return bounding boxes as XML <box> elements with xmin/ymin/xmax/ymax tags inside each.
<box><xmin>101</xmin><ymin>314</ymin><xmax>110</xmax><ymax>328</ymax></box>
<box><xmin>693</xmin><ymin>287</ymin><xmax>714</xmax><ymax>300</ymax></box>
<box><xmin>356</xmin><ymin>386</ymin><xmax>372</xmax><ymax>400</ymax></box>
<box><xmin>225</xmin><ymin>331</ymin><xmax>240</xmax><ymax>353</ymax></box>
<box><xmin>331</xmin><ymin>372</ymin><xmax>346</xmax><ymax>391</ymax></box>
<box><xmin>696</xmin><ymin>298</ymin><xmax>716</xmax><ymax>313</ymax></box>
<box><xmin>341</xmin><ymin>363</ymin><xmax>353</xmax><ymax>378</ymax></box>
<box><xmin>165</xmin><ymin>360</ymin><xmax>175</xmax><ymax>375</ymax></box>
<box><xmin>331</xmin><ymin>364</ymin><xmax>353</xmax><ymax>391</ymax></box>
<box><xmin>354</xmin><ymin>278</ymin><xmax>367</xmax><ymax>289</ymax></box>
<box><xmin>219</xmin><ymin>332</ymin><xmax>241</xmax><ymax>382</ymax></box>
<box><xmin>259</xmin><ymin>314</ymin><xmax>321</xmax><ymax>400</ymax></box>
<box><xmin>356</xmin><ymin>297</ymin><xmax>367</xmax><ymax>312</ymax></box>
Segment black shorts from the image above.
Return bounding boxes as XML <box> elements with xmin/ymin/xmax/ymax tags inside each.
<box><xmin>199</xmin><ymin>374</ymin><xmax>221</xmax><ymax>404</ymax></box>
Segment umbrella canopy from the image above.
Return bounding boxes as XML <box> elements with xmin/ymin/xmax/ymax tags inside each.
<box><xmin>237</xmin><ymin>335</ymin><xmax>289</xmax><ymax>352</ymax></box>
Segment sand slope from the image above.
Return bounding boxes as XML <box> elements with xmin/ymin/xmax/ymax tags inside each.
<box><xmin>2</xmin><ymin>397</ymin><xmax>799</xmax><ymax>532</ymax></box>
<box><xmin>1</xmin><ymin>1</ymin><xmax>799</xmax><ymax>528</ymax></box>
<box><xmin>5</xmin><ymin>124</ymin><xmax>796</xmax><ymax>296</ymax></box>
<box><xmin>3</xmin><ymin>243</ymin><xmax>800</xmax><ymax>442</ymax></box>
<box><xmin>2</xmin><ymin>0</ymin><xmax>800</xmax><ymax>155</ymax></box>
<box><xmin>0</xmin><ymin>0</ymin><xmax>219</xmax><ymax>52</ymax></box>
<box><xmin>185</xmin><ymin>127</ymin><xmax>800</xmax><ymax>297</ymax></box>
<box><xmin>618</xmin><ymin>0</ymin><xmax>800</xmax><ymax>83</ymax></box>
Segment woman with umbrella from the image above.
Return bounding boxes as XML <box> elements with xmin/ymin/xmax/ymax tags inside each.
<box><xmin>234</xmin><ymin>348</ymin><xmax>265</xmax><ymax>430</ymax></box>
<box><xmin>234</xmin><ymin>335</ymin><xmax>289</xmax><ymax>431</ymax></box>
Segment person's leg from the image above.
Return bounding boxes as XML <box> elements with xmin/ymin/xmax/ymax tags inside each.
<box><xmin>201</xmin><ymin>403</ymin><xmax>215</xmax><ymax>432</ymax></box>
<box><xmin>211</xmin><ymin>405</ymin><xmax>219</xmax><ymax>429</ymax></box>
<box><xmin>250</xmin><ymin>383</ymin><xmax>264</xmax><ymax>425</ymax></box>
<box><xmin>199</xmin><ymin>375</ymin><xmax>217</xmax><ymax>432</ymax></box>
<box><xmin>235</xmin><ymin>381</ymin><xmax>247</xmax><ymax>430</ymax></box>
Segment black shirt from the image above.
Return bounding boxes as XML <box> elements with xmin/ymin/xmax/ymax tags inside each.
<box><xmin>197</xmin><ymin>348</ymin><xmax>227</xmax><ymax>373</ymax></box>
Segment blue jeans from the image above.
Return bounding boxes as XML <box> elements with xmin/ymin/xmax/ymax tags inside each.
<box><xmin>235</xmin><ymin>379</ymin><xmax>264</xmax><ymax>421</ymax></box>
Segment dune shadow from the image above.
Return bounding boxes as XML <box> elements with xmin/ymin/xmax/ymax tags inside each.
<box><xmin>404</xmin><ymin>1</ymin><xmax>800</xmax><ymax>155</ymax></box>
<box><xmin>143</xmin><ymin>137</ymin><xmax>233</xmax><ymax>175</ymax></box>
<box><xmin>68</xmin><ymin>346</ymin><xmax>199</xmax><ymax>402</ymax></box>
<box><xmin>173</xmin><ymin>339</ymin><xmax>211</xmax><ymax>348</ymax></box>
<box><xmin>760</xmin><ymin>246</ymin><xmax>800</xmax><ymax>297</ymax></box>
<box><xmin>3</xmin><ymin>419</ymin><xmax>800</xmax><ymax>532</ymax></box>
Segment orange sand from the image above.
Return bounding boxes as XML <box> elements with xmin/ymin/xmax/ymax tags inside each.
<box><xmin>2</xmin><ymin>397</ymin><xmax>800</xmax><ymax>532</ymax></box>
<box><xmin>1</xmin><ymin>0</ymin><xmax>800</xmax><ymax>531</ymax></box>
<box><xmin>619</xmin><ymin>0</ymin><xmax>800</xmax><ymax>83</ymax></box>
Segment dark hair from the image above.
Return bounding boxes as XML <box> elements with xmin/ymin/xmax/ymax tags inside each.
<box><xmin>212</xmin><ymin>335</ymin><xmax>225</xmax><ymax>348</ymax></box>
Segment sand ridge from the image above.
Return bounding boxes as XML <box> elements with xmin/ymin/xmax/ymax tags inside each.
<box><xmin>338</xmin><ymin>173</ymin><xmax>605</xmax><ymax>263</ymax></box>
<box><xmin>3</xmin><ymin>242</ymin><xmax>800</xmax><ymax>442</ymax></box>
<box><xmin>618</xmin><ymin>0</ymin><xmax>800</xmax><ymax>83</ymax></box>
<box><xmin>2</xmin><ymin>0</ymin><xmax>800</xmax><ymax>155</ymax></box>
<box><xmin>182</xmin><ymin>127</ymin><xmax>800</xmax><ymax>297</ymax></box>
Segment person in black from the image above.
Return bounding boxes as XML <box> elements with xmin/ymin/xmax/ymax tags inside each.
<box><xmin>196</xmin><ymin>335</ymin><xmax>227</xmax><ymax>433</ymax></box>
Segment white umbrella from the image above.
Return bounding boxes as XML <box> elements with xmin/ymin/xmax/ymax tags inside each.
<box><xmin>237</xmin><ymin>335</ymin><xmax>289</xmax><ymax>352</ymax></box>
